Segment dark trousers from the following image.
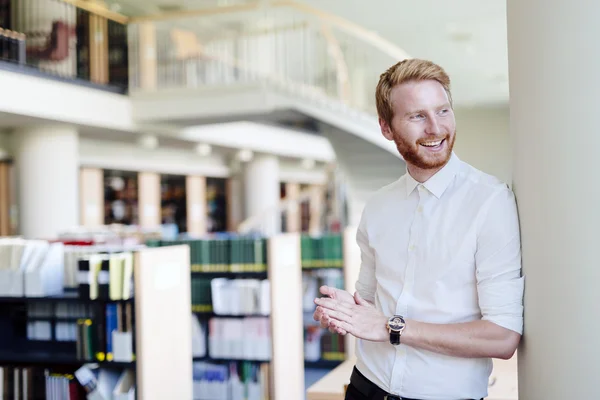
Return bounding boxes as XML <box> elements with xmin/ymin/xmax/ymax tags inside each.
<box><xmin>344</xmin><ymin>366</ymin><xmax>484</xmax><ymax>400</ymax></box>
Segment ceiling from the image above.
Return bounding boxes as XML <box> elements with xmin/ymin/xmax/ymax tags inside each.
<box><xmin>109</xmin><ymin>0</ymin><xmax>509</xmax><ymax>107</ymax></box>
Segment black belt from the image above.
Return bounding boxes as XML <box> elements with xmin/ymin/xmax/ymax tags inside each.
<box><xmin>349</xmin><ymin>366</ymin><xmax>419</xmax><ymax>400</ymax></box>
<box><xmin>348</xmin><ymin>366</ymin><xmax>483</xmax><ymax>400</ymax></box>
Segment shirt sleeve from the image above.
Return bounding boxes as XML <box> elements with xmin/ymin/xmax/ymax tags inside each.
<box><xmin>475</xmin><ymin>186</ymin><xmax>525</xmax><ymax>334</ymax></box>
<box><xmin>355</xmin><ymin>208</ymin><xmax>377</xmax><ymax>304</ymax></box>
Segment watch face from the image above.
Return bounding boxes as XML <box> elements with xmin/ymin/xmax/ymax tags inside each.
<box><xmin>388</xmin><ymin>316</ymin><xmax>405</xmax><ymax>331</ymax></box>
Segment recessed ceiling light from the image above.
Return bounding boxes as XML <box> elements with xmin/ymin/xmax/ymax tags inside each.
<box><xmin>138</xmin><ymin>134</ymin><xmax>158</xmax><ymax>150</ymax></box>
<box><xmin>301</xmin><ymin>158</ymin><xmax>315</xmax><ymax>169</ymax></box>
<box><xmin>195</xmin><ymin>143</ymin><xmax>212</xmax><ymax>156</ymax></box>
<box><xmin>237</xmin><ymin>149</ymin><xmax>253</xmax><ymax>162</ymax></box>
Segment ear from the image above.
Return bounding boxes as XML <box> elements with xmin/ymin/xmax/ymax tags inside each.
<box><xmin>379</xmin><ymin>117</ymin><xmax>394</xmax><ymax>141</ymax></box>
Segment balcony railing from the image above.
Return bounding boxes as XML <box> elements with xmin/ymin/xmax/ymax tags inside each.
<box><xmin>127</xmin><ymin>0</ymin><xmax>411</xmax><ymax>116</ymax></box>
<box><xmin>0</xmin><ymin>0</ymin><xmax>128</xmax><ymax>93</ymax></box>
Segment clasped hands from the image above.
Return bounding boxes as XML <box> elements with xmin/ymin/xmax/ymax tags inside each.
<box><xmin>312</xmin><ymin>285</ymin><xmax>389</xmax><ymax>342</ymax></box>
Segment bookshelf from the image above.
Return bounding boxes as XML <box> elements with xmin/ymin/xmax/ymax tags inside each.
<box><xmin>301</xmin><ymin>232</ymin><xmax>346</xmax><ymax>370</ymax></box>
<box><xmin>0</xmin><ymin>244</ymin><xmax>192</xmax><ymax>399</ymax></box>
<box><xmin>149</xmin><ymin>232</ymin><xmax>304</xmax><ymax>400</ymax></box>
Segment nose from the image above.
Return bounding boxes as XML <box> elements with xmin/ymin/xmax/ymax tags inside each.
<box><xmin>425</xmin><ymin>116</ymin><xmax>441</xmax><ymax>135</ymax></box>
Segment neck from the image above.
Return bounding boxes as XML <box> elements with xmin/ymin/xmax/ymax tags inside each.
<box><xmin>407</xmin><ymin>162</ymin><xmax>446</xmax><ymax>183</ymax></box>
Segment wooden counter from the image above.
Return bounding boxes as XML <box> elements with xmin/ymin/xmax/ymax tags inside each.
<box><xmin>306</xmin><ymin>354</ymin><xmax>518</xmax><ymax>400</ymax></box>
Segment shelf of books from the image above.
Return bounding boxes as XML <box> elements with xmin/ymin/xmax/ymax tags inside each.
<box><xmin>302</xmin><ymin>226</ymin><xmax>362</xmax><ymax>370</ymax></box>
<box><xmin>301</xmin><ymin>232</ymin><xmax>346</xmax><ymax>370</ymax></box>
<box><xmin>0</xmin><ymin>238</ymin><xmax>192</xmax><ymax>400</ymax></box>
<box><xmin>148</xmin><ymin>232</ymin><xmax>305</xmax><ymax>400</ymax></box>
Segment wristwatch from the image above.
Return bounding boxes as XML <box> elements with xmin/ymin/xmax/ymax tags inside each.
<box><xmin>387</xmin><ymin>315</ymin><xmax>406</xmax><ymax>346</ymax></box>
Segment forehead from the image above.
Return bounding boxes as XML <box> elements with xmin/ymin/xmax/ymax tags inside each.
<box><xmin>390</xmin><ymin>80</ymin><xmax>449</xmax><ymax>114</ymax></box>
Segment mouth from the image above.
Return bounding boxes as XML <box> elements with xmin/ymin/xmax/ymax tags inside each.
<box><xmin>419</xmin><ymin>138</ymin><xmax>446</xmax><ymax>151</ymax></box>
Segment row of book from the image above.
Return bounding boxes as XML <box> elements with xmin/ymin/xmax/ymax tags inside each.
<box><xmin>26</xmin><ymin>303</ymin><xmax>98</xmax><ymax>342</ymax></box>
<box><xmin>304</xmin><ymin>327</ymin><xmax>346</xmax><ymax>363</ymax></box>
<box><xmin>208</xmin><ymin>318</ymin><xmax>271</xmax><ymax>361</ymax></box>
<box><xmin>210</xmin><ymin>278</ymin><xmax>270</xmax><ymax>316</ymax></box>
<box><xmin>64</xmin><ymin>244</ymin><xmax>144</xmax><ymax>289</ymax></box>
<box><xmin>302</xmin><ymin>269</ymin><xmax>345</xmax><ymax>312</ymax></box>
<box><xmin>0</xmin><ymin>28</ymin><xmax>26</xmax><ymax>65</ymax></box>
<box><xmin>148</xmin><ymin>235</ymin><xmax>268</xmax><ymax>272</ymax></box>
<box><xmin>0</xmin><ymin>238</ymin><xmax>64</xmax><ymax>297</ymax></box>
<box><xmin>192</xmin><ymin>277</ymin><xmax>271</xmax><ymax>315</ymax></box>
<box><xmin>300</xmin><ymin>233</ymin><xmax>344</xmax><ymax>269</ymax></box>
<box><xmin>193</xmin><ymin>361</ymin><xmax>269</xmax><ymax>400</ymax></box>
<box><xmin>0</xmin><ymin>367</ymin><xmax>85</xmax><ymax>400</ymax></box>
<box><xmin>77</xmin><ymin>252</ymin><xmax>134</xmax><ymax>301</ymax></box>
<box><xmin>75</xmin><ymin>303</ymin><xmax>135</xmax><ymax>363</ymax></box>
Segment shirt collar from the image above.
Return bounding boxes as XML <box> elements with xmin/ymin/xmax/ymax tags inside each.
<box><xmin>405</xmin><ymin>152</ymin><xmax>460</xmax><ymax>199</ymax></box>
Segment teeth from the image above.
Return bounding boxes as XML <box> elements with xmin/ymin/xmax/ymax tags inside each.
<box><xmin>421</xmin><ymin>140</ymin><xmax>443</xmax><ymax>147</ymax></box>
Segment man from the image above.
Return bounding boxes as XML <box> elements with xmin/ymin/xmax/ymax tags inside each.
<box><xmin>313</xmin><ymin>59</ymin><xmax>524</xmax><ymax>400</ymax></box>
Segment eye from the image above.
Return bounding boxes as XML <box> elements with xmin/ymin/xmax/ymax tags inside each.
<box><xmin>411</xmin><ymin>113</ymin><xmax>425</xmax><ymax>120</ymax></box>
<box><xmin>439</xmin><ymin>108</ymin><xmax>450</xmax><ymax>115</ymax></box>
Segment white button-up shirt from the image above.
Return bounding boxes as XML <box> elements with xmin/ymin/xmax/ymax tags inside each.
<box><xmin>354</xmin><ymin>153</ymin><xmax>524</xmax><ymax>400</ymax></box>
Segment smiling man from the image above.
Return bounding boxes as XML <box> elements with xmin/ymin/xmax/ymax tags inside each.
<box><xmin>313</xmin><ymin>59</ymin><xmax>524</xmax><ymax>400</ymax></box>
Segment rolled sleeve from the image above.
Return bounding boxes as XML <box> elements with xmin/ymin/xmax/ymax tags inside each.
<box><xmin>475</xmin><ymin>187</ymin><xmax>525</xmax><ymax>334</ymax></box>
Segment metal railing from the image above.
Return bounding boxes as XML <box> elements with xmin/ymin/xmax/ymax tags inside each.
<box><xmin>127</xmin><ymin>0</ymin><xmax>411</xmax><ymax>116</ymax></box>
<box><xmin>0</xmin><ymin>0</ymin><xmax>128</xmax><ymax>92</ymax></box>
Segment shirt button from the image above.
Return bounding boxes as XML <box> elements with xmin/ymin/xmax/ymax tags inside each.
<box><xmin>417</xmin><ymin>206</ymin><xmax>423</xmax><ymax>213</ymax></box>
<box><xmin>409</xmin><ymin>245</ymin><xmax>416</xmax><ymax>251</ymax></box>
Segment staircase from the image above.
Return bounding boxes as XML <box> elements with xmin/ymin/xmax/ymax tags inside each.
<box><xmin>127</xmin><ymin>0</ymin><xmax>408</xmax><ymax>227</ymax></box>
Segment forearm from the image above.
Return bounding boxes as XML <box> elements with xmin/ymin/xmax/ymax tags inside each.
<box><xmin>400</xmin><ymin>319</ymin><xmax>520</xmax><ymax>360</ymax></box>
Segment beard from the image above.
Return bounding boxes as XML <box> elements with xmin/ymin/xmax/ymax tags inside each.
<box><xmin>392</xmin><ymin>129</ymin><xmax>456</xmax><ymax>170</ymax></box>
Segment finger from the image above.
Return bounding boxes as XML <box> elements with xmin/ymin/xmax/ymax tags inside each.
<box><xmin>319</xmin><ymin>285</ymin><xmax>334</xmax><ymax>298</ymax></box>
<box><xmin>320</xmin><ymin>307</ymin><xmax>352</xmax><ymax>323</ymax></box>
<box><xmin>328</xmin><ymin>320</ymin><xmax>347</xmax><ymax>335</ymax></box>
<box><xmin>320</xmin><ymin>315</ymin><xmax>330</xmax><ymax>329</ymax></box>
<box><xmin>330</xmin><ymin>319</ymin><xmax>353</xmax><ymax>336</ymax></box>
<box><xmin>354</xmin><ymin>291</ymin><xmax>371</xmax><ymax>307</ymax></box>
<box><xmin>314</xmin><ymin>297</ymin><xmax>353</xmax><ymax>317</ymax></box>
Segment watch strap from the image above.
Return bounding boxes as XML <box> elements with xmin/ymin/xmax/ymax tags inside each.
<box><xmin>390</xmin><ymin>330</ymin><xmax>401</xmax><ymax>345</ymax></box>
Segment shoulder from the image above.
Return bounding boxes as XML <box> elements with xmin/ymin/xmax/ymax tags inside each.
<box><xmin>358</xmin><ymin>176</ymin><xmax>405</xmax><ymax>225</ymax></box>
<box><xmin>456</xmin><ymin>160</ymin><xmax>513</xmax><ymax>202</ymax></box>
<box><xmin>455</xmin><ymin>160</ymin><xmax>517</xmax><ymax>222</ymax></box>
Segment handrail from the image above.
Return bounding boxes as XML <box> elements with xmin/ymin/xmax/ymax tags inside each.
<box><xmin>127</xmin><ymin>0</ymin><xmax>411</xmax><ymax>62</ymax></box>
<box><xmin>60</xmin><ymin>0</ymin><xmax>129</xmax><ymax>24</ymax></box>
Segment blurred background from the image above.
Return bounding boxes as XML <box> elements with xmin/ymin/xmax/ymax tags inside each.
<box><xmin>0</xmin><ymin>0</ymin><xmax>517</xmax><ymax>399</ymax></box>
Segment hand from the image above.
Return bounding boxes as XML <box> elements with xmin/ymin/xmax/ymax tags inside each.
<box><xmin>313</xmin><ymin>286</ymin><xmax>355</xmax><ymax>332</ymax></box>
<box><xmin>314</xmin><ymin>291</ymin><xmax>389</xmax><ymax>342</ymax></box>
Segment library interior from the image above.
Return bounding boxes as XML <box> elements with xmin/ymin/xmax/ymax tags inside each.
<box><xmin>0</xmin><ymin>0</ymin><xmax>593</xmax><ymax>399</ymax></box>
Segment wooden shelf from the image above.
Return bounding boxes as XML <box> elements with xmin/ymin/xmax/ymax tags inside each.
<box><xmin>0</xmin><ymin>351</ymin><xmax>135</xmax><ymax>368</ymax></box>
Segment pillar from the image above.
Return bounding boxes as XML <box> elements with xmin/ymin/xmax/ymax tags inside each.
<box><xmin>507</xmin><ymin>1</ymin><xmax>600</xmax><ymax>398</ymax></box>
<box><xmin>308</xmin><ymin>184</ymin><xmax>324</xmax><ymax>234</ymax></box>
<box><xmin>243</xmin><ymin>154</ymin><xmax>280</xmax><ymax>236</ymax></box>
<box><xmin>285</xmin><ymin>182</ymin><xmax>301</xmax><ymax>233</ymax></box>
<box><xmin>79</xmin><ymin>167</ymin><xmax>104</xmax><ymax>227</ymax></box>
<box><xmin>12</xmin><ymin>125</ymin><xmax>79</xmax><ymax>239</ymax></box>
<box><xmin>186</xmin><ymin>175</ymin><xmax>206</xmax><ymax>236</ymax></box>
<box><xmin>138</xmin><ymin>172</ymin><xmax>160</xmax><ymax>228</ymax></box>
<box><xmin>227</xmin><ymin>175</ymin><xmax>244</xmax><ymax>232</ymax></box>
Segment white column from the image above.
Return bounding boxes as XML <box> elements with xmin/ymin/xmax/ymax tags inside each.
<box><xmin>12</xmin><ymin>125</ymin><xmax>79</xmax><ymax>239</ymax></box>
<box><xmin>507</xmin><ymin>1</ymin><xmax>600</xmax><ymax>398</ymax></box>
<box><xmin>243</xmin><ymin>154</ymin><xmax>280</xmax><ymax>236</ymax></box>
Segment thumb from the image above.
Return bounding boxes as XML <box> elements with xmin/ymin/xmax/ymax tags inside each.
<box><xmin>319</xmin><ymin>285</ymin><xmax>335</xmax><ymax>298</ymax></box>
<box><xmin>354</xmin><ymin>291</ymin><xmax>369</xmax><ymax>306</ymax></box>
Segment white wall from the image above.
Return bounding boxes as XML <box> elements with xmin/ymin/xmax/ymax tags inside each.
<box><xmin>453</xmin><ymin>106</ymin><xmax>512</xmax><ymax>185</ymax></box>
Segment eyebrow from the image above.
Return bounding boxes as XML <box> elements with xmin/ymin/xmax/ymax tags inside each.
<box><xmin>404</xmin><ymin>103</ymin><xmax>452</xmax><ymax>118</ymax></box>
